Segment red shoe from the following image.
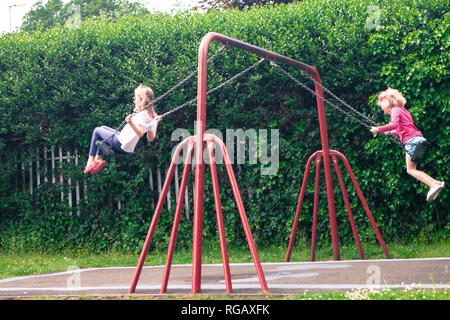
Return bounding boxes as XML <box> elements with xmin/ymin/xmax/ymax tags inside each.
<box><xmin>83</xmin><ymin>163</ymin><xmax>97</xmax><ymax>174</ymax></box>
<box><xmin>90</xmin><ymin>160</ymin><xmax>107</xmax><ymax>175</ymax></box>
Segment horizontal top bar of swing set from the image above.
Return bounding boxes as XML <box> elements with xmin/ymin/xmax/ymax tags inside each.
<box><xmin>199</xmin><ymin>32</ymin><xmax>322</xmax><ymax>82</ymax></box>
<box><xmin>196</xmin><ymin>32</ymin><xmax>330</xmax><ymax>152</ymax></box>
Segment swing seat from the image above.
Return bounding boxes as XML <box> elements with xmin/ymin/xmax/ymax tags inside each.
<box><xmin>96</xmin><ymin>140</ymin><xmax>134</xmax><ymax>157</ymax></box>
<box><xmin>409</xmin><ymin>139</ymin><xmax>430</xmax><ymax>163</ymax></box>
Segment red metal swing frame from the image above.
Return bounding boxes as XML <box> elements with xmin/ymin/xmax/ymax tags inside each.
<box><xmin>128</xmin><ymin>32</ymin><xmax>390</xmax><ymax>295</ymax></box>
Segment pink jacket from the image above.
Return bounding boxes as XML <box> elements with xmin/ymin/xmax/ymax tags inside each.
<box><xmin>377</xmin><ymin>107</ymin><xmax>422</xmax><ymax>143</ymax></box>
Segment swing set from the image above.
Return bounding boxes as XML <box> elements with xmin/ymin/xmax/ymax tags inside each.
<box><xmin>122</xmin><ymin>32</ymin><xmax>395</xmax><ymax>294</ymax></box>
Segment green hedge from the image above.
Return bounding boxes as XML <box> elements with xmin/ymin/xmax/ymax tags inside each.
<box><xmin>0</xmin><ymin>0</ymin><xmax>448</xmax><ymax>254</ymax></box>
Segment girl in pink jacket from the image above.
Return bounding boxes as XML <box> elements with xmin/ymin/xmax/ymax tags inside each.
<box><xmin>370</xmin><ymin>88</ymin><xmax>444</xmax><ymax>201</ymax></box>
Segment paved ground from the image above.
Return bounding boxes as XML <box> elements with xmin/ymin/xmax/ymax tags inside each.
<box><xmin>0</xmin><ymin>257</ymin><xmax>448</xmax><ymax>297</ymax></box>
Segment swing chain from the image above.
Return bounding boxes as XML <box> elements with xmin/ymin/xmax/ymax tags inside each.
<box><xmin>270</xmin><ymin>61</ymin><xmax>406</xmax><ymax>149</ymax></box>
<box><xmin>147</xmin><ymin>45</ymin><xmax>228</xmax><ymax>113</ymax></box>
<box><xmin>96</xmin><ymin>48</ymin><xmax>265</xmax><ymax>157</ymax></box>
<box><xmin>97</xmin><ymin>45</ymin><xmax>228</xmax><ymax>152</ymax></box>
<box><xmin>160</xmin><ymin>57</ymin><xmax>267</xmax><ymax>119</ymax></box>
<box><xmin>303</xmin><ymin>70</ymin><xmax>378</xmax><ymax>127</ymax></box>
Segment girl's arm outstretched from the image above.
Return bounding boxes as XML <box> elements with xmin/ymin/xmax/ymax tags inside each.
<box><xmin>147</xmin><ymin>115</ymin><xmax>162</xmax><ymax>142</ymax></box>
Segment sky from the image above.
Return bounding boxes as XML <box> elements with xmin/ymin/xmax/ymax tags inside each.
<box><xmin>0</xmin><ymin>0</ymin><xmax>202</xmax><ymax>34</ymax></box>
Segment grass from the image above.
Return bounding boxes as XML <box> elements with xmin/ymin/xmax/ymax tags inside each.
<box><xmin>11</xmin><ymin>289</ymin><xmax>449</xmax><ymax>300</ymax></box>
<box><xmin>0</xmin><ymin>239</ymin><xmax>448</xmax><ymax>300</ymax></box>
<box><xmin>0</xmin><ymin>239</ymin><xmax>449</xmax><ymax>279</ymax></box>
<box><xmin>287</xmin><ymin>288</ymin><xmax>449</xmax><ymax>300</ymax></box>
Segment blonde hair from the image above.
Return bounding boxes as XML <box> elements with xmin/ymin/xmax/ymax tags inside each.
<box><xmin>135</xmin><ymin>84</ymin><xmax>156</xmax><ymax>118</ymax></box>
<box><xmin>378</xmin><ymin>87</ymin><xmax>406</xmax><ymax>109</ymax></box>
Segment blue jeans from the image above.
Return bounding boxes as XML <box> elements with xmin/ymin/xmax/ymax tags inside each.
<box><xmin>89</xmin><ymin>126</ymin><xmax>130</xmax><ymax>156</ymax></box>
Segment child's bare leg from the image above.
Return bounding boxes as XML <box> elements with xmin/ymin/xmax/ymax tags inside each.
<box><xmin>86</xmin><ymin>155</ymin><xmax>96</xmax><ymax>167</ymax></box>
<box><xmin>86</xmin><ymin>155</ymin><xmax>103</xmax><ymax>168</ymax></box>
<box><xmin>94</xmin><ymin>155</ymin><xmax>103</xmax><ymax>163</ymax></box>
<box><xmin>405</xmin><ymin>156</ymin><xmax>442</xmax><ymax>188</ymax></box>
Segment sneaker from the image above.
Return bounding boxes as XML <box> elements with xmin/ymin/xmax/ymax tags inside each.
<box><xmin>90</xmin><ymin>160</ymin><xmax>107</xmax><ymax>175</ymax></box>
<box><xmin>427</xmin><ymin>182</ymin><xmax>444</xmax><ymax>202</ymax></box>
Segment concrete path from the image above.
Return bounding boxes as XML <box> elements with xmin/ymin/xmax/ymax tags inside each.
<box><xmin>0</xmin><ymin>257</ymin><xmax>448</xmax><ymax>296</ymax></box>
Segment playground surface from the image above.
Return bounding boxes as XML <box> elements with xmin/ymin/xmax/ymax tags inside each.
<box><xmin>0</xmin><ymin>257</ymin><xmax>448</xmax><ymax>297</ymax></box>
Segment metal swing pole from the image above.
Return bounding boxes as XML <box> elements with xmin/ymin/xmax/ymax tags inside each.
<box><xmin>128</xmin><ymin>140</ymin><xmax>186</xmax><ymax>294</ymax></box>
<box><xmin>309</xmin><ymin>73</ymin><xmax>340</xmax><ymax>260</ymax></box>
<box><xmin>271</xmin><ymin>60</ymin><xmax>391</xmax><ymax>261</ymax></box>
<box><xmin>192</xmin><ymin>32</ymin><xmax>340</xmax><ymax>292</ymax></box>
<box><xmin>201</xmin><ymin>32</ymin><xmax>340</xmax><ymax>260</ymax></box>
<box><xmin>191</xmin><ymin>33</ymin><xmax>208</xmax><ymax>295</ymax></box>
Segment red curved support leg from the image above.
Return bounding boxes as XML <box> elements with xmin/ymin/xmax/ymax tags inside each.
<box><xmin>160</xmin><ymin>140</ymin><xmax>195</xmax><ymax>293</ymax></box>
<box><xmin>211</xmin><ymin>134</ymin><xmax>269</xmax><ymax>293</ymax></box>
<box><xmin>331</xmin><ymin>154</ymin><xmax>365</xmax><ymax>259</ymax></box>
<box><xmin>128</xmin><ymin>137</ymin><xmax>193</xmax><ymax>294</ymax></box>
<box><xmin>206</xmin><ymin>139</ymin><xmax>232</xmax><ymax>293</ymax></box>
<box><xmin>333</xmin><ymin>151</ymin><xmax>391</xmax><ymax>259</ymax></box>
<box><xmin>310</xmin><ymin>154</ymin><xmax>322</xmax><ymax>261</ymax></box>
<box><xmin>285</xmin><ymin>152</ymin><xmax>317</xmax><ymax>262</ymax></box>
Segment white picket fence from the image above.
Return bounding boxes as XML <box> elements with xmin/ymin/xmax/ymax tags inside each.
<box><xmin>19</xmin><ymin>146</ymin><xmax>192</xmax><ymax>220</ymax></box>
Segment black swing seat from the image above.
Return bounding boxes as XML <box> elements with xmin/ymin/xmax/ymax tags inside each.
<box><xmin>408</xmin><ymin>139</ymin><xmax>430</xmax><ymax>163</ymax></box>
<box><xmin>95</xmin><ymin>140</ymin><xmax>134</xmax><ymax>157</ymax></box>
